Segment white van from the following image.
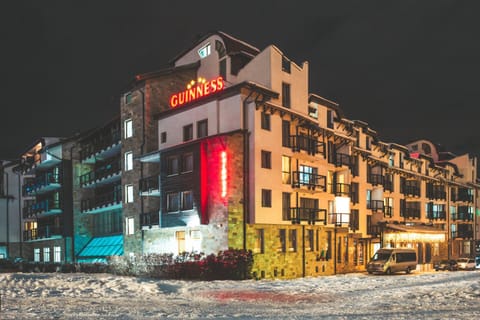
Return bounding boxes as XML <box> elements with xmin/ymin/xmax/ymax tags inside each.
<box><xmin>367</xmin><ymin>248</ymin><xmax>417</xmax><ymax>275</ymax></box>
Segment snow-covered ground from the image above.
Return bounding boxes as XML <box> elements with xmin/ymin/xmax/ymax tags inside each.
<box><xmin>1</xmin><ymin>270</ymin><xmax>479</xmax><ymax>319</ymax></box>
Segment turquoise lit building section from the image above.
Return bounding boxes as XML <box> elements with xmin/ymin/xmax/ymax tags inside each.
<box><xmin>77</xmin><ymin>234</ymin><xmax>124</xmax><ymax>263</ymax></box>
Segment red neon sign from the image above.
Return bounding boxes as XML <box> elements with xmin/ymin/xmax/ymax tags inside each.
<box><xmin>221</xmin><ymin>151</ymin><xmax>227</xmax><ymax>198</ymax></box>
<box><xmin>170</xmin><ymin>76</ymin><xmax>225</xmax><ymax>108</ymax></box>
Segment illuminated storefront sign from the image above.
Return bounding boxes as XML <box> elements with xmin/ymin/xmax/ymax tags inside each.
<box><xmin>170</xmin><ymin>76</ymin><xmax>224</xmax><ymax>108</ymax></box>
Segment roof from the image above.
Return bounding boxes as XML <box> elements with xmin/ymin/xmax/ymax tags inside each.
<box><xmin>169</xmin><ymin>31</ymin><xmax>261</xmax><ymax>65</ymax></box>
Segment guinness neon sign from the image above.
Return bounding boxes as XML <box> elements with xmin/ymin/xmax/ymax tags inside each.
<box><xmin>170</xmin><ymin>76</ymin><xmax>225</xmax><ymax>108</ymax></box>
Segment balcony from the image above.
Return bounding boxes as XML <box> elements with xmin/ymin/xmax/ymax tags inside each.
<box><xmin>81</xmin><ymin>190</ymin><xmax>122</xmax><ymax>214</ymax></box>
<box><xmin>287</xmin><ymin>207</ymin><xmax>327</xmax><ymax>225</ymax></box>
<box><xmin>368</xmin><ymin>174</ymin><xmax>384</xmax><ymax>187</ymax></box>
<box><xmin>291</xmin><ymin>171</ymin><xmax>326</xmax><ymax>191</ymax></box>
<box><xmin>401</xmin><ymin>204</ymin><xmax>421</xmax><ymax>219</ymax></box>
<box><xmin>139</xmin><ymin>175</ymin><xmax>160</xmax><ymax>196</ymax></box>
<box><xmin>23</xmin><ymin>225</ymin><xmax>62</xmax><ymax>241</ymax></box>
<box><xmin>289</xmin><ymin>135</ymin><xmax>325</xmax><ymax>156</ymax></box>
<box><xmin>23</xmin><ymin>172</ymin><xmax>61</xmax><ymax>195</ymax></box>
<box><xmin>24</xmin><ymin>199</ymin><xmax>61</xmax><ymax>217</ymax></box>
<box><xmin>452</xmin><ymin>229</ymin><xmax>474</xmax><ymax>239</ymax></box>
<box><xmin>401</xmin><ymin>183</ymin><xmax>421</xmax><ymax>197</ymax></box>
<box><xmin>367</xmin><ymin>224</ymin><xmax>382</xmax><ymax>237</ymax></box>
<box><xmin>80</xmin><ymin>130</ymin><xmax>121</xmax><ymax>163</ymax></box>
<box><xmin>329</xmin><ymin>183</ymin><xmax>350</xmax><ymax>197</ymax></box>
<box><xmin>335</xmin><ymin>153</ymin><xmax>352</xmax><ymax>168</ymax></box>
<box><xmin>452</xmin><ymin>210</ymin><xmax>474</xmax><ymax>221</ymax></box>
<box><xmin>367</xmin><ymin>200</ymin><xmax>384</xmax><ymax>212</ymax></box>
<box><xmin>141</xmin><ymin>212</ymin><xmax>160</xmax><ymax>228</ymax></box>
<box><xmin>454</xmin><ymin>190</ymin><xmax>474</xmax><ymax>203</ymax></box>
<box><xmin>80</xmin><ymin>159</ymin><xmax>121</xmax><ymax>187</ymax></box>
<box><xmin>427</xmin><ymin>210</ymin><xmax>447</xmax><ymax>220</ymax></box>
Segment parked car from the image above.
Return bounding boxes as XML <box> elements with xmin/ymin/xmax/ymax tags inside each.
<box><xmin>434</xmin><ymin>259</ymin><xmax>458</xmax><ymax>271</ymax></box>
<box><xmin>456</xmin><ymin>258</ymin><xmax>476</xmax><ymax>270</ymax></box>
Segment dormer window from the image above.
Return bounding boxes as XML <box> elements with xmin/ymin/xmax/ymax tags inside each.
<box><xmin>198</xmin><ymin>43</ymin><xmax>211</xmax><ymax>59</ymax></box>
<box><xmin>282</xmin><ymin>56</ymin><xmax>291</xmax><ymax>73</ymax></box>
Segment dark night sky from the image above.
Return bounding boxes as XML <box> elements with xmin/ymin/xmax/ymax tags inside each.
<box><xmin>1</xmin><ymin>1</ymin><xmax>480</xmax><ymax>161</ymax></box>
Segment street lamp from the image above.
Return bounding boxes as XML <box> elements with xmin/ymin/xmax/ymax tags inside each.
<box><xmin>330</xmin><ymin>196</ymin><xmax>350</xmax><ymax>274</ymax></box>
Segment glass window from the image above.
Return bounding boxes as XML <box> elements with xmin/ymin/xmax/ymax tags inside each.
<box><xmin>262</xmin><ymin>189</ymin><xmax>272</xmax><ymax>207</ymax></box>
<box><xmin>261</xmin><ymin>112</ymin><xmax>270</xmax><ymax>130</ymax></box>
<box><xmin>255</xmin><ymin>229</ymin><xmax>265</xmax><ymax>254</ymax></box>
<box><xmin>282</xmin><ymin>83</ymin><xmax>291</xmax><ymax>108</ymax></box>
<box><xmin>181</xmin><ymin>191</ymin><xmax>193</xmax><ymax>210</ymax></box>
<box><xmin>167</xmin><ymin>156</ymin><xmax>179</xmax><ymax>175</ymax></box>
<box><xmin>43</xmin><ymin>247</ymin><xmax>50</xmax><ymax>263</ymax></box>
<box><xmin>282</xmin><ymin>120</ymin><xmax>290</xmax><ymax>147</ymax></box>
<box><xmin>261</xmin><ymin>150</ymin><xmax>271</xmax><ymax>169</ymax></box>
<box><xmin>282</xmin><ymin>156</ymin><xmax>291</xmax><ymax>184</ymax></box>
<box><xmin>161</xmin><ymin>132</ymin><xmax>167</xmax><ymax>144</ymax></box>
<box><xmin>125</xmin><ymin>184</ymin><xmax>134</xmax><ymax>203</ymax></box>
<box><xmin>182</xmin><ymin>153</ymin><xmax>193</xmax><ymax>173</ymax></box>
<box><xmin>124</xmin><ymin>151</ymin><xmax>133</xmax><ymax>171</ymax></box>
<box><xmin>282</xmin><ymin>56</ymin><xmax>291</xmax><ymax>73</ymax></box>
<box><xmin>54</xmin><ymin>246</ymin><xmax>61</xmax><ymax>263</ymax></box>
<box><xmin>125</xmin><ymin>93</ymin><xmax>133</xmax><ymax>104</ymax></box>
<box><xmin>167</xmin><ymin>192</ymin><xmax>180</xmax><ymax>212</ymax></box>
<box><xmin>282</xmin><ymin>192</ymin><xmax>291</xmax><ymax>220</ymax></box>
<box><xmin>124</xmin><ymin>119</ymin><xmax>133</xmax><ymax>139</ymax></box>
<box><xmin>289</xmin><ymin>229</ymin><xmax>297</xmax><ymax>252</ymax></box>
<box><xmin>197</xmin><ymin>119</ymin><xmax>208</xmax><ymax>138</ymax></box>
<box><xmin>307</xmin><ymin>229</ymin><xmax>314</xmax><ymax>251</ymax></box>
<box><xmin>198</xmin><ymin>43</ymin><xmax>211</xmax><ymax>59</ymax></box>
<box><xmin>327</xmin><ymin>110</ymin><xmax>334</xmax><ymax>129</ymax></box>
<box><xmin>126</xmin><ymin>217</ymin><xmax>134</xmax><ymax>235</ymax></box>
<box><xmin>183</xmin><ymin>124</ymin><xmax>193</xmax><ymax>142</ymax></box>
<box><xmin>279</xmin><ymin>229</ymin><xmax>286</xmax><ymax>252</ymax></box>
<box><xmin>34</xmin><ymin>248</ymin><xmax>40</xmax><ymax>262</ymax></box>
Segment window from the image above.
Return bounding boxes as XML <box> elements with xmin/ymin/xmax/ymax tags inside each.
<box><xmin>125</xmin><ymin>184</ymin><xmax>134</xmax><ymax>203</ymax></box>
<box><xmin>167</xmin><ymin>192</ymin><xmax>180</xmax><ymax>212</ymax></box>
<box><xmin>125</xmin><ymin>92</ymin><xmax>133</xmax><ymax>104</ymax></box>
<box><xmin>197</xmin><ymin>119</ymin><xmax>208</xmax><ymax>138</ymax></box>
<box><xmin>307</xmin><ymin>229</ymin><xmax>314</xmax><ymax>251</ymax></box>
<box><xmin>198</xmin><ymin>43</ymin><xmax>211</xmax><ymax>59</ymax></box>
<box><xmin>182</xmin><ymin>153</ymin><xmax>193</xmax><ymax>173</ymax></box>
<box><xmin>261</xmin><ymin>150</ymin><xmax>271</xmax><ymax>169</ymax></box>
<box><xmin>124</xmin><ymin>151</ymin><xmax>133</xmax><ymax>171</ymax></box>
<box><xmin>167</xmin><ymin>156</ymin><xmax>179</xmax><ymax>175</ymax></box>
<box><xmin>54</xmin><ymin>246</ymin><xmax>61</xmax><ymax>263</ymax></box>
<box><xmin>288</xmin><ymin>229</ymin><xmax>297</xmax><ymax>252</ymax></box>
<box><xmin>282</xmin><ymin>192</ymin><xmax>291</xmax><ymax>220</ymax></box>
<box><xmin>308</xmin><ymin>106</ymin><xmax>318</xmax><ymax>119</ymax></box>
<box><xmin>255</xmin><ymin>229</ymin><xmax>265</xmax><ymax>254</ymax></box>
<box><xmin>261</xmin><ymin>112</ymin><xmax>271</xmax><ymax>130</ymax></box>
<box><xmin>161</xmin><ymin>132</ymin><xmax>167</xmax><ymax>144</ymax></box>
<box><xmin>282</xmin><ymin>83</ymin><xmax>291</xmax><ymax>108</ymax></box>
<box><xmin>327</xmin><ymin>110</ymin><xmax>334</xmax><ymax>129</ymax></box>
<box><xmin>279</xmin><ymin>229</ymin><xmax>286</xmax><ymax>252</ymax></box>
<box><xmin>282</xmin><ymin>156</ymin><xmax>291</xmax><ymax>184</ymax></box>
<box><xmin>366</xmin><ymin>137</ymin><xmax>371</xmax><ymax>150</ymax></box>
<box><xmin>299</xmin><ymin>165</ymin><xmax>317</xmax><ymax>186</ymax></box>
<box><xmin>282</xmin><ymin>120</ymin><xmax>290</xmax><ymax>147</ymax></box>
<box><xmin>262</xmin><ymin>189</ymin><xmax>272</xmax><ymax>207</ymax></box>
<box><xmin>282</xmin><ymin>56</ymin><xmax>291</xmax><ymax>73</ymax></box>
<box><xmin>34</xmin><ymin>248</ymin><xmax>40</xmax><ymax>262</ymax></box>
<box><xmin>126</xmin><ymin>217</ymin><xmax>134</xmax><ymax>235</ymax></box>
<box><xmin>219</xmin><ymin>59</ymin><xmax>227</xmax><ymax>80</ymax></box>
<box><xmin>124</xmin><ymin>119</ymin><xmax>133</xmax><ymax>139</ymax></box>
<box><xmin>181</xmin><ymin>191</ymin><xmax>193</xmax><ymax>211</ymax></box>
<box><xmin>183</xmin><ymin>124</ymin><xmax>193</xmax><ymax>142</ymax></box>
<box><xmin>43</xmin><ymin>247</ymin><xmax>50</xmax><ymax>263</ymax></box>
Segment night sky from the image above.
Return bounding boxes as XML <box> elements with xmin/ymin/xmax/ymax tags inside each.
<box><xmin>2</xmin><ymin>1</ymin><xmax>479</xmax><ymax>162</ymax></box>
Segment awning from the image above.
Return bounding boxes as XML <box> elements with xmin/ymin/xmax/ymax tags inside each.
<box><xmin>385</xmin><ymin>223</ymin><xmax>446</xmax><ymax>234</ymax></box>
<box><xmin>383</xmin><ymin>223</ymin><xmax>446</xmax><ymax>243</ymax></box>
<box><xmin>77</xmin><ymin>234</ymin><xmax>124</xmax><ymax>263</ymax></box>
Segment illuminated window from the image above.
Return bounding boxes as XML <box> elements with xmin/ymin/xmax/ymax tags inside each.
<box><xmin>126</xmin><ymin>217</ymin><xmax>134</xmax><ymax>235</ymax></box>
<box><xmin>54</xmin><ymin>246</ymin><xmax>61</xmax><ymax>263</ymax></box>
<box><xmin>282</xmin><ymin>156</ymin><xmax>291</xmax><ymax>184</ymax></box>
<box><xmin>34</xmin><ymin>248</ymin><xmax>40</xmax><ymax>262</ymax></box>
<box><xmin>197</xmin><ymin>43</ymin><xmax>211</xmax><ymax>59</ymax></box>
<box><xmin>181</xmin><ymin>153</ymin><xmax>193</xmax><ymax>173</ymax></box>
<box><xmin>124</xmin><ymin>119</ymin><xmax>133</xmax><ymax>139</ymax></box>
<box><xmin>161</xmin><ymin>131</ymin><xmax>167</xmax><ymax>144</ymax></box>
<box><xmin>183</xmin><ymin>124</ymin><xmax>193</xmax><ymax>142</ymax></box>
<box><xmin>261</xmin><ymin>150</ymin><xmax>271</xmax><ymax>169</ymax></box>
<box><xmin>124</xmin><ymin>151</ymin><xmax>133</xmax><ymax>171</ymax></box>
<box><xmin>282</xmin><ymin>82</ymin><xmax>291</xmax><ymax>108</ymax></box>
<box><xmin>254</xmin><ymin>229</ymin><xmax>265</xmax><ymax>254</ymax></box>
<box><xmin>167</xmin><ymin>156</ymin><xmax>179</xmax><ymax>175</ymax></box>
<box><xmin>197</xmin><ymin>119</ymin><xmax>208</xmax><ymax>138</ymax></box>
<box><xmin>125</xmin><ymin>184</ymin><xmax>134</xmax><ymax>203</ymax></box>
<box><xmin>43</xmin><ymin>247</ymin><xmax>50</xmax><ymax>263</ymax></box>
<box><xmin>288</xmin><ymin>229</ymin><xmax>297</xmax><ymax>252</ymax></box>
<box><xmin>261</xmin><ymin>112</ymin><xmax>270</xmax><ymax>130</ymax></box>
<box><xmin>308</xmin><ymin>106</ymin><xmax>318</xmax><ymax>119</ymax></box>
<box><xmin>261</xmin><ymin>189</ymin><xmax>272</xmax><ymax>207</ymax></box>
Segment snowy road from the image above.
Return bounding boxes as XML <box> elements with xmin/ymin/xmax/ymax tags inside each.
<box><xmin>1</xmin><ymin>270</ymin><xmax>479</xmax><ymax>319</ymax></box>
